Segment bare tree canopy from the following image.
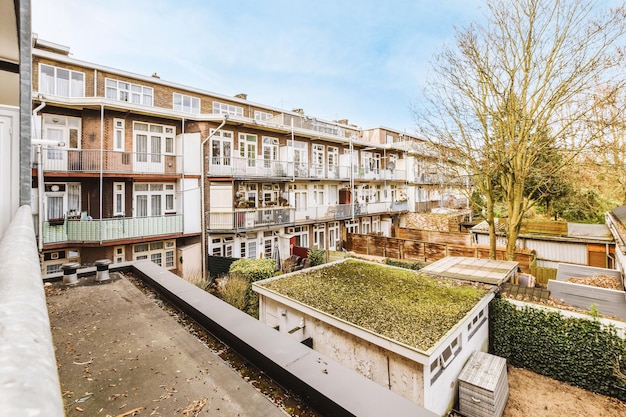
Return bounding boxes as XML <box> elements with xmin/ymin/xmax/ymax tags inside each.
<box><xmin>417</xmin><ymin>0</ymin><xmax>626</xmax><ymax>260</ymax></box>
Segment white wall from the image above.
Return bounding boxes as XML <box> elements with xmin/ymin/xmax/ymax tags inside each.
<box><xmin>182</xmin><ymin>178</ymin><xmax>200</xmax><ymax>234</ymax></box>
<box><xmin>181</xmin><ymin>132</ymin><xmax>201</xmax><ymax>175</ymax></box>
<box><xmin>0</xmin><ymin>105</ymin><xmax>20</xmax><ymax>239</ymax></box>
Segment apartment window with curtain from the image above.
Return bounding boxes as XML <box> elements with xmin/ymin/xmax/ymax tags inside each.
<box><xmin>105</xmin><ymin>78</ymin><xmax>153</xmax><ymax>106</ymax></box>
<box><xmin>39</xmin><ymin>64</ymin><xmax>85</xmax><ymax>97</ymax></box>
<box><xmin>133</xmin><ymin>183</ymin><xmax>175</xmax><ymax>217</ymax></box>
<box><xmin>44</xmin><ymin>183</ymin><xmax>81</xmax><ymax>221</ymax></box>
<box><xmin>173</xmin><ymin>93</ymin><xmax>200</xmax><ymax>114</ymax></box>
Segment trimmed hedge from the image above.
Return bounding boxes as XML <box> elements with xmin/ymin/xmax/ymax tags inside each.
<box><xmin>490</xmin><ymin>298</ymin><xmax>626</xmax><ymax>401</ymax></box>
<box><xmin>229</xmin><ymin>258</ymin><xmax>275</xmax><ymax>282</ymax></box>
<box><xmin>385</xmin><ymin>258</ymin><xmax>424</xmax><ymax>271</ymax></box>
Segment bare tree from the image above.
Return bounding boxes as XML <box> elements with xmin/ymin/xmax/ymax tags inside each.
<box><xmin>417</xmin><ymin>0</ymin><xmax>626</xmax><ymax>260</ymax></box>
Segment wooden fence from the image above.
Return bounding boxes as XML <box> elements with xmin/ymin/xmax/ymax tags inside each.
<box><xmin>345</xmin><ymin>233</ymin><xmax>535</xmax><ymax>273</ymax></box>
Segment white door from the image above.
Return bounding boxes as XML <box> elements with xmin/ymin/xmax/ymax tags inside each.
<box><xmin>210</xmin><ymin>130</ymin><xmax>233</xmax><ymax>175</ymax></box>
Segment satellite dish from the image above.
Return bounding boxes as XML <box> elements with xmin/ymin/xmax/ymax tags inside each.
<box><xmin>388</xmin><ymin>161</ymin><xmax>395</xmax><ymax>171</ymax></box>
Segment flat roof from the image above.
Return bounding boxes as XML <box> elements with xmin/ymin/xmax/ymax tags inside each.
<box><xmin>256</xmin><ymin>259</ymin><xmax>490</xmax><ymax>352</ymax></box>
<box><xmin>420</xmin><ymin>257</ymin><xmax>518</xmax><ymax>285</ymax></box>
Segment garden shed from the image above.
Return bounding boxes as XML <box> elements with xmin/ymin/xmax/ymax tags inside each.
<box><xmin>253</xmin><ymin>258</ymin><xmax>500</xmax><ymax>416</ymax></box>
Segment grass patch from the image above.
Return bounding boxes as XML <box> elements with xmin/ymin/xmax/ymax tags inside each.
<box><xmin>258</xmin><ymin>260</ymin><xmax>489</xmax><ymax>351</ymax></box>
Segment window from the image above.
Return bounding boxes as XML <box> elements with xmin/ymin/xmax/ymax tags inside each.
<box><xmin>133</xmin><ymin>182</ymin><xmax>176</xmax><ymax>217</ymax></box>
<box><xmin>44</xmin><ymin>183</ymin><xmax>81</xmax><ymax>221</ymax></box>
<box><xmin>263</xmin><ymin>232</ymin><xmax>277</xmax><ymax>259</ymax></box>
<box><xmin>254</xmin><ymin>110</ymin><xmax>273</xmax><ymax>121</ymax></box>
<box><xmin>133</xmin><ymin>240</ymin><xmax>175</xmax><ymax>270</ymax></box>
<box><xmin>313</xmin><ymin>184</ymin><xmax>325</xmax><ymax>206</ymax></box>
<box><xmin>430</xmin><ymin>334</ymin><xmax>462</xmax><ymax>385</ymax></box>
<box><xmin>105</xmin><ymin>78</ymin><xmax>153</xmax><ymax>106</ymax></box>
<box><xmin>262</xmin><ymin>137</ymin><xmax>278</xmax><ymax>169</ymax></box>
<box><xmin>467</xmin><ymin>307</ymin><xmax>487</xmax><ymax>340</ymax></box>
<box><xmin>313</xmin><ymin>224</ymin><xmax>326</xmax><ymax>249</ymax></box>
<box><xmin>210</xmin><ymin>129</ymin><xmax>233</xmax><ymax>166</ymax></box>
<box><xmin>114</xmin><ymin>182</ymin><xmax>125</xmax><ymax>216</ymax></box>
<box><xmin>290</xmin><ymin>225</ymin><xmax>309</xmax><ymax>247</ymax></box>
<box><xmin>39</xmin><ymin>64</ymin><xmax>84</xmax><ymax>97</ymax></box>
<box><xmin>345</xmin><ymin>220</ymin><xmax>359</xmax><ymax>234</ymax></box>
<box><xmin>133</xmin><ymin>122</ymin><xmax>175</xmax><ymax>168</ymax></box>
<box><xmin>173</xmin><ymin>93</ymin><xmax>200</xmax><ymax>114</ymax></box>
<box><xmin>114</xmin><ymin>246</ymin><xmax>125</xmax><ymax>263</ymax></box>
<box><xmin>238</xmin><ymin>133</ymin><xmax>257</xmax><ymax>167</ymax></box>
<box><xmin>328</xmin><ymin>146</ymin><xmax>338</xmax><ymax>166</ymax></box>
<box><xmin>42</xmin><ymin>115</ymin><xmax>81</xmax><ymax>162</ymax></box>
<box><xmin>213</xmin><ymin>101</ymin><xmax>243</xmax><ymax>117</ymax></box>
<box><xmin>114</xmin><ymin>119</ymin><xmax>125</xmax><ymax>151</ymax></box>
<box><xmin>211</xmin><ymin>237</ymin><xmax>233</xmax><ymax>257</ymax></box>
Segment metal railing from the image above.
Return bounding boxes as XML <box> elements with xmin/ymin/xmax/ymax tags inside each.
<box><xmin>208</xmin><ymin>157</ymin><xmax>407</xmax><ymax>181</ymax></box>
<box><xmin>42</xmin><ymin>214</ymin><xmax>183</xmax><ymax>244</ymax></box>
<box><xmin>208</xmin><ymin>207</ymin><xmax>295</xmax><ymax>231</ymax></box>
<box><xmin>0</xmin><ymin>205</ymin><xmax>64</xmax><ymax>416</ymax></box>
<box><xmin>40</xmin><ymin>148</ymin><xmax>183</xmax><ymax>175</ymax></box>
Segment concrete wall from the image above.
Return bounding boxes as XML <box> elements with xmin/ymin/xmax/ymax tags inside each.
<box><xmin>261</xmin><ymin>297</ymin><xmax>426</xmax><ymax>405</ymax></box>
<box><xmin>0</xmin><ymin>205</ymin><xmax>64</xmax><ymax>417</ymax></box>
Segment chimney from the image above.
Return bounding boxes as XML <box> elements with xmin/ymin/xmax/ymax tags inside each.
<box><xmin>235</xmin><ymin>93</ymin><xmax>247</xmax><ymax>100</ymax></box>
<box><xmin>337</xmin><ymin>119</ymin><xmax>349</xmax><ymax>125</ymax></box>
<box><xmin>292</xmin><ymin>108</ymin><xmax>305</xmax><ymax>116</ymax></box>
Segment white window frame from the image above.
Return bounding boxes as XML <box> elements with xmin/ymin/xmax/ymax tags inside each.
<box><xmin>44</xmin><ymin>182</ymin><xmax>81</xmax><ymax>221</ymax></box>
<box><xmin>39</xmin><ymin>63</ymin><xmax>85</xmax><ymax>97</ymax></box>
<box><xmin>238</xmin><ymin>133</ymin><xmax>257</xmax><ymax>167</ymax></box>
<box><xmin>133</xmin><ymin>240</ymin><xmax>176</xmax><ymax>270</ymax></box>
<box><xmin>114</xmin><ymin>246</ymin><xmax>125</xmax><ymax>263</ymax></box>
<box><xmin>210</xmin><ymin>129</ymin><xmax>234</xmax><ymax>166</ymax></box>
<box><xmin>254</xmin><ymin>110</ymin><xmax>273</xmax><ymax>121</ymax></box>
<box><xmin>105</xmin><ymin>78</ymin><xmax>153</xmax><ymax>106</ymax></box>
<box><xmin>313</xmin><ymin>224</ymin><xmax>326</xmax><ymax>249</ymax></box>
<box><xmin>173</xmin><ymin>93</ymin><xmax>200</xmax><ymax>114</ymax></box>
<box><xmin>114</xmin><ymin>118</ymin><xmax>125</xmax><ymax>151</ymax></box>
<box><xmin>213</xmin><ymin>101</ymin><xmax>244</xmax><ymax>117</ymax></box>
<box><xmin>133</xmin><ymin>182</ymin><xmax>176</xmax><ymax>217</ymax></box>
<box><xmin>113</xmin><ymin>182</ymin><xmax>125</xmax><ymax>216</ymax></box>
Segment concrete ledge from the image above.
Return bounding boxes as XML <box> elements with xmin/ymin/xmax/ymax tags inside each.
<box><xmin>0</xmin><ymin>206</ymin><xmax>64</xmax><ymax>417</ymax></box>
<box><xmin>132</xmin><ymin>260</ymin><xmax>437</xmax><ymax>417</ymax></box>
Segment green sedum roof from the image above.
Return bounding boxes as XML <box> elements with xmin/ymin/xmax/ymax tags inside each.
<box><xmin>258</xmin><ymin>260</ymin><xmax>489</xmax><ymax>351</ymax></box>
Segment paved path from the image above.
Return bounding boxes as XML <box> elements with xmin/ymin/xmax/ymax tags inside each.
<box><xmin>46</xmin><ymin>274</ymin><xmax>288</xmax><ymax>417</ymax></box>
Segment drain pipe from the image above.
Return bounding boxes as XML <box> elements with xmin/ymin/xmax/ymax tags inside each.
<box><xmin>32</xmin><ymin>100</ymin><xmax>46</xmax><ymax>251</ymax></box>
<box><xmin>201</xmin><ymin>115</ymin><xmax>228</xmax><ymax>280</ymax></box>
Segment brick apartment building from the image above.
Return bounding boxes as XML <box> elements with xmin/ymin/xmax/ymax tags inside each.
<box><xmin>31</xmin><ymin>37</ymin><xmax>466</xmax><ymax>276</ymax></box>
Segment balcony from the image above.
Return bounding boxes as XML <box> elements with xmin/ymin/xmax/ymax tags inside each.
<box><xmin>208</xmin><ymin>157</ymin><xmax>407</xmax><ymax>181</ymax></box>
<box><xmin>208</xmin><ymin>207</ymin><xmax>295</xmax><ymax>231</ymax></box>
<box><xmin>293</xmin><ymin>203</ymin><xmax>353</xmax><ymax>222</ymax></box>
<box><xmin>42</xmin><ymin>214</ymin><xmax>183</xmax><ymax>244</ymax></box>
<box><xmin>39</xmin><ymin>148</ymin><xmax>182</xmax><ymax>175</ymax></box>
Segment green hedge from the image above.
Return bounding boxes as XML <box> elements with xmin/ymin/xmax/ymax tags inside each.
<box><xmin>229</xmin><ymin>258</ymin><xmax>275</xmax><ymax>282</ymax></box>
<box><xmin>384</xmin><ymin>258</ymin><xmax>424</xmax><ymax>271</ymax></box>
<box><xmin>490</xmin><ymin>298</ymin><xmax>626</xmax><ymax>401</ymax></box>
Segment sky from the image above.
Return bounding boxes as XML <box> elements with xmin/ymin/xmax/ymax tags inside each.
<box><xmin>31</xmin><ymin>0</ymin><xmax>487</xmax><ymax>133</ymax></box>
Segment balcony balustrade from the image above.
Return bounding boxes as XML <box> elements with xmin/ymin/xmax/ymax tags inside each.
<box><xmin>208</xmin><ymin>156</ymin><xmax>407</xmax><ymax>181</ymax></box>
<box><xmin>42</xmin><ymin>214</ymin><xmax>183</xmax><ymax>244</ymax></box>
<box><xmin>208</xmin><ymin>207</ymin><xmax>295</xmax><ymax>231</ymax></box>
<box><xmin>39</xmin><ymin>148</ymin><xmax>182</xmax><ymax>175</ymax></box>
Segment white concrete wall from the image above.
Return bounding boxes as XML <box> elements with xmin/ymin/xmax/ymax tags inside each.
<box><xmin>423</xmin><ymin>296</ymin><xmax>493</xmax><ymax>415</ymax></box>
<box><xmin>182</xmin><ymin>178</ymin><xmax>200</xmax><ymax>234</ymax></box>
<box><xmin>260</xmin><ymin>296</ymin><xmax>426</xmax><ymax>406</ymax></box>
<box><xmin>181</xmin><ymin>132</ymin><xmax>201</xmax><ymax>175</ymax></box>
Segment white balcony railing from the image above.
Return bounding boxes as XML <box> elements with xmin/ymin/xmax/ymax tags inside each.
<box><xmin>42</xmin><ymin>214</ymin><xmax>183</xmax><ymax>244</ymax></box>
<box><xmin>208</xmin><ymin>156</ymin><xmax>407</xmax><ymax>181</ymax></box>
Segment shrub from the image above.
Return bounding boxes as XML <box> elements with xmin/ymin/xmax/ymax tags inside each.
<box><xmin>385</xmin><ymin>258</ymin><xmax>424</xmax><ymax>271</ymax></box>
<box><xmin>490</xmin><ymin>297</ymin><xmax>626</xmax><ymax>401</ymax></box>
<box><xmin>307</xmin><ymin>248</ymin><xmax>325</xmax><ymax>266</ymax></box>
<box><xmin>229</xmin><ymin>258</ymin><xmax>275</xmax><ymax>282</ymax></box>
<box><xmin>218</xmin><ymin>275</ymin><xmax>249</xmax><ymax>311</ymax></box>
